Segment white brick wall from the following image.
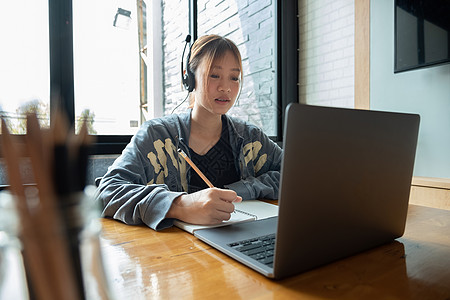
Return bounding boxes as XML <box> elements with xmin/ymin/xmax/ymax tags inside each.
<box><xmin>162</xmin><ymin>0</ymin><xmax>277</xmax><ymax>135</ymax></box>
<box><xmin>299</xmin><ymin>0</ymin><xmax>355</xmax><ymax>108</ymax></box>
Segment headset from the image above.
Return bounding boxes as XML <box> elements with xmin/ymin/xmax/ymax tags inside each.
<box><xmin>172</xmin><ymin>35</ymin><xmax>194</xmax><ymax>114</ymax></box>
<box><xmin>181</xmin><ymin>34</ymin><xmax>195</xmax><ymax>92</ymax></box>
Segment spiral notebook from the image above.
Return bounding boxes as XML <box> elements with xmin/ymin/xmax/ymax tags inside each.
<box><xmin>173</xmin><ymin>200</ymin><xmax>278</xmax><ymax>234</ymax></box>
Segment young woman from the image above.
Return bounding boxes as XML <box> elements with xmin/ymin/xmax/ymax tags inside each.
<box><xmin>95</xmin><ymin>34</ymin><xmax>282</xmax><ymax>230</ymax></box>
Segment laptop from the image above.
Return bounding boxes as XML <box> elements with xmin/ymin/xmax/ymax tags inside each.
<box><xmin>194</xmin><ymin>103</ymin><xmax>420</xmax><ymax>279</ymax></box>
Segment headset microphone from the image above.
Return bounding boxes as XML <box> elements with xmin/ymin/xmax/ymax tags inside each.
<box><xmin>181</xmin><ymin>34</ymin><xmax>195</xmax><ymax>92</ymax></box>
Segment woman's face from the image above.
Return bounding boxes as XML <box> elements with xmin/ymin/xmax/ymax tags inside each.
<box><xmin>193</xmin><ymin>50</ymin><xmax>241</xmax><ymax>116</ymax></box>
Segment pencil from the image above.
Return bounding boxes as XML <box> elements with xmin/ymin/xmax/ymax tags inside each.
<box><xmin>177</xmin><ymin>149</ymin><xmax>214</xmax><ymax>188</ymax></box>
<box><xmin>73</xmin><ymin>119</ymin><xmax>94</xmax><ymax>192</ymax></box>
<box><xmin>25</xmin><ymin>113</ymin><xmax>81</xmax><ymax>300</ymax></box>
<box><xmin>51</xmin><ymin>109</ymin><xmax>71</xmax><ymax>195</ymax></box>
<box><xmin>1</xmin><ymin>118</ymin><xmax>56</xmax><ymax>300</ymax></box>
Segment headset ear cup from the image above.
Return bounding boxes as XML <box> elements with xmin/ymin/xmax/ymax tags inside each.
<box><xmin>184</xmin><ymin>49</ymin><xmax>195</xmax><ymax>92</ymax></box>
<box><xmin>181</xmin><ymin>36</ymin><xmax>195</xmax><ymax>92</ymax></box>
<box><xmin>185</xmin><ymin>68</ymin><xmax>195</xmax><ymax>92</ymax></box>
<box><xmin>182</xmin><ymin>71</ymin><xmax>194</xmax><ymax>92</ymax></box>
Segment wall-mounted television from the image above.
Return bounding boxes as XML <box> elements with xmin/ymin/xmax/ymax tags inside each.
<box><xmin>395</xmin><ymin>0</ymin><xmax>450</xmax><ymax>73</ymax></box>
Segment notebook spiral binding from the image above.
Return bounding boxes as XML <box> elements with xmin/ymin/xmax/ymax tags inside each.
<box><xmin>235</xmin><ymin>209</ymin><xmax>258</xmax><ymax>220</ymax></box>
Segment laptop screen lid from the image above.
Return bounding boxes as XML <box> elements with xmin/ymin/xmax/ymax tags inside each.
<box><xmin>274</xmin><ymin>103</ymin><xmax>420</xmax><ymax>278</ymax></box>
<box><xmin>194</xmin><ymin>103</ymin><xmax>420</xmax><ymax>279</ymax></box>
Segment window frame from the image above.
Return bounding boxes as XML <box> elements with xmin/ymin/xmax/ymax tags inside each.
<box><xmin>49</xmin><ymin>0</ymin><xmax>298</xmax><ymax>154</ymax></box>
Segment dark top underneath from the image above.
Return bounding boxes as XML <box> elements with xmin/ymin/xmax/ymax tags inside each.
<box><xmin>188</xmin><ymin>117</ymin><xmax>240</xmax><ymax>193</ymax></box>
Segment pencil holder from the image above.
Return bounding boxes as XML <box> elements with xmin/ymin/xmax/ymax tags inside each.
<box><xmin>0</xmin><ymin>186</ymin><xmax>115</xmax><ymax>300</ymax></box>
<box><xmin>0</xmin><ymin>191</ymin><xmax>29</xmax><ymax>300</ymax></box>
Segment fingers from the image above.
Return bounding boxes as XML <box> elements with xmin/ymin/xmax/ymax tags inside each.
<box><xmin>213</xmin><ymin>197</ymin><xmax>235</xmax><ymax>214</ymax></box>
<box><xmin>207</xmin><ymin>189</ymin><xmax>242</xmax><ymax>222</ymax></box>
<box><xmin>210</xmin><ymin>210</ymin><xmax>233</xmax><ymax>223</ymax></box>
<box><xmin>209</xmin><ymin>187</ymin><xmax>241</xmax><ymax>203</ymax></box>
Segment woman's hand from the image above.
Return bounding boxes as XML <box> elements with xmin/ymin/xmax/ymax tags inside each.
<box><xmin>167</xmin><ymin>188</ymin><xmax>242</xmax><ymax>225</ymax></box>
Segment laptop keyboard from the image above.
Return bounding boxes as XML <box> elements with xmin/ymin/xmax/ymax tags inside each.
<box><xmin>228</xmin><ymin>233</ymin><xmax>276</xmax><ymax>268</ymax></box>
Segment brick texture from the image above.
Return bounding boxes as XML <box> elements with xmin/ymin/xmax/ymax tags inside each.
<box><xmin>299</xmin><ymin>0</ymin><xmax>354</xmax><ymax>108</ymax></box>
<box><xmin>161</xmin><ymin>0</ymin><xmax>276</xmax><ymax>135</ymax></box>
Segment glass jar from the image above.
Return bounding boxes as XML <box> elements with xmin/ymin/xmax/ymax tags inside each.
<box><xmin>0</xmin><ymin>190</ymin><xmax>29</xmax><ymax>300</ymax></box>
<box><xmin>65</xmin><ymin>185</ymin><xmax>115</xmax><ymax>300</ymax></box>
<box><xmin>0</xmin><ymin>186</ymin><xmax>114</xmax><ymax>300</ymax></box>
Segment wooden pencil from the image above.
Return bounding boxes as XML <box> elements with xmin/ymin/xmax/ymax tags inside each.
<box><xmin>54</xmin><ymin>111</ymin><xmax>91</xmax><ymax>300</ymax></box>
<box><xmin>25</xmin><ymin>113</ymin><xmax>81</xmax><ymax>300</ymax></box>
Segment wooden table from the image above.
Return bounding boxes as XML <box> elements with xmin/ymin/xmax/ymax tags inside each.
<box><xmin>99</xmin><ymin>204</ymin><xmax>450</xmax><ymax>299</ymax></box>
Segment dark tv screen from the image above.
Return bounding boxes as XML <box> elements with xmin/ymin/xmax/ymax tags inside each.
<box><xmin>395</xmin><ymin>0</ymin><xmax>450</xmax><ymax>73</ymax></box>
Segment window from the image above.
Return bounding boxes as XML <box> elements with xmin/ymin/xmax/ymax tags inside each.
<box><xmin>0</xmin><ymin>1</ymin><xmax>50</xmax><ymax>133</ymax></box>
<box><xmin>1</xmin><ymin>0</ymin><xmax>297</xmax><ymax>153</ymax></box>
<box><xmin>73</xmin><ymin>1</ymin><xmax>141</xmax><ymax>135</ymax></box>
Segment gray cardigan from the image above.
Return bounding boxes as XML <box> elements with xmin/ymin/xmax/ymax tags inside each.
<box><xmin>95</xmin><ymin>110</ymin><xmax>282</xmax><ymax>230</ymax></box>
